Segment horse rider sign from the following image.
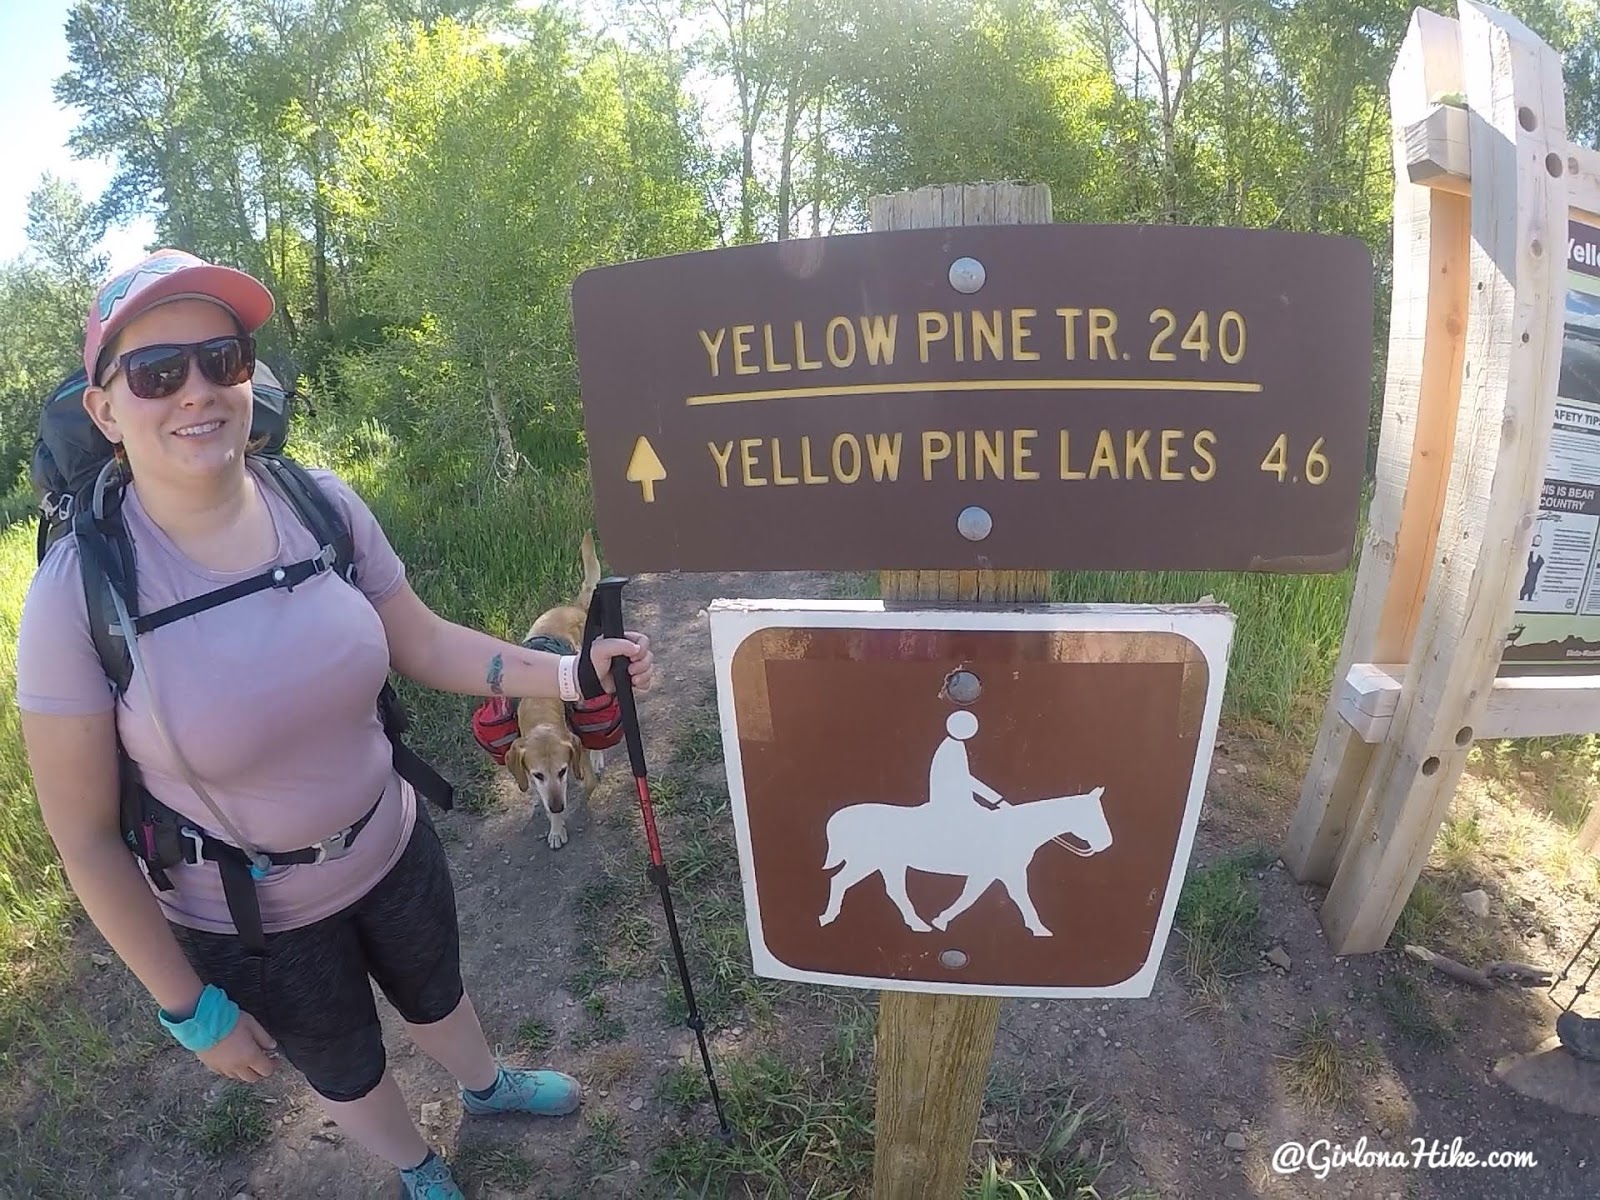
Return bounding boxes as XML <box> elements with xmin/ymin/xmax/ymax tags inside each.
<box><xmin>708</xmin><ymin>598</ymin><xmax>1233</xmax><ymax>998</ymax></box>
<box><xmin>818</xmin><ymin>709</ymin><xmax>1112</xmax><ymax>939</ymax></box>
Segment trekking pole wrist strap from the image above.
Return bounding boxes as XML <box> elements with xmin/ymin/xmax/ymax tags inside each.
<box><xmin>577</xmin><ymin>587</ymin><xmax>620</xmax><ymax>702</ymax></box>
<box><xmin>575</xmin><ymin>650</ymin><xmax>606</xmax><ymax>700</ymax></box>
<box><xmin>158</xmin><ymin>983</ymin><xmax>239</xmax><ymax>1052</ymax></box>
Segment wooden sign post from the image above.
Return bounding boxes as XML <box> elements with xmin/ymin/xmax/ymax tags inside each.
<box><xmin>869</xmin><ymin>181</ymin><xmax>1048</xmax><ymax>1199</ymax></box>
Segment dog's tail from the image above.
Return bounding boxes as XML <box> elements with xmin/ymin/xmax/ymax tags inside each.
<box><xmin>575</xmin><ymin>531</ymin><xmax>602</xmax><ymax>613</ymax></box>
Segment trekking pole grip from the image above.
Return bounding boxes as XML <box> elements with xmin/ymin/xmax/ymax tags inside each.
<box><xmin>594</xmin><ymin>576</ymin><xmax>647</xmax><ymax>778</ymax></box>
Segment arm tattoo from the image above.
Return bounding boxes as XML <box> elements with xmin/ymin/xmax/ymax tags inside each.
<box><xmin>487</xmin><ymin>652</ymin><xmax>505</xmax><ymax>695</ymax></box>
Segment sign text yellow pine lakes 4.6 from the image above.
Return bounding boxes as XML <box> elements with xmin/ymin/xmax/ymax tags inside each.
<box><xmin>571</xmin><ymin>224</ymin><xmax>1374</xmax><ymax>574</ymax></box>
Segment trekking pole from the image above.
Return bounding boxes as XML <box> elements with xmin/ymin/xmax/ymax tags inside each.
<box><xmin>593</xmin><ymin>576</ymin><xmax>735</xmax><ymax>1143</ymax></box>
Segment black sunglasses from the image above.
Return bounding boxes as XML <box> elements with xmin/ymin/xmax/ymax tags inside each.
<box><xmin>100</xmin><ymin>334</ymin><xmax>256</xmax><ymax>399</ymax></box>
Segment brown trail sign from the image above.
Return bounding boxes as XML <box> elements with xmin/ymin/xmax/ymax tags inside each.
<box><xmin>708</xmin><ymin>600</ymin><xmax>1233</xmax><ymax>999</ymax></box>
<box><xmin>571</xmin><ymin>224</ymin><xmax>1373</xmax><ymax>575</ymax></box>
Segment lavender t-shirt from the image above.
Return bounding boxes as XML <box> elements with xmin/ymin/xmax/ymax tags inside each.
<box><xmin>14</xmin><ymin>460</ymin><xmax>418</xmax><ymax>935</ymax></box>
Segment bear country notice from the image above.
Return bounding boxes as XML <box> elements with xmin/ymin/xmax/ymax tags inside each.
<box><xmin>570</xmin><ymin>223</ymin><xmax>1374</xmax><ymax>575</ymax></box>
<box><xmin>1504</xmin><ymin>218</ymin><xmax>1600</xmax><ymax>669</ymax></box>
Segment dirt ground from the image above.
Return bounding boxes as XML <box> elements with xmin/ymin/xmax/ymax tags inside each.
<box><xmin>16</xmin><ymin>566</ymin><xmax>1600</xmax><ymax>1198</ymax></box>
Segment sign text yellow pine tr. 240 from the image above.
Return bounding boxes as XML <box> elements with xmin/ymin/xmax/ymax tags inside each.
<box><xmin>571</xmin><ymin>223</ymin><xmax>1373</xmax><ymax>575</ymax></box>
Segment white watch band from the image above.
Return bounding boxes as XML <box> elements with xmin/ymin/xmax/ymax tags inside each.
<box><xmin>557</xmin><ymin>655</ymin><xmax>582</xmax><ymax>703</ymax></box>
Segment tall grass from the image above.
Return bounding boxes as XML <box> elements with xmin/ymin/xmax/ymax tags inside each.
<box><xmin>0</xmin><ymin>514</ymin><xmax>73</xmax><ymax>967</ymax></box>
<box><xmin>1</xmin><ymin>481</ymin><xmax>38</xmax><ymax>529</ymax></box>
<box><xmin>0</xmin><ymin>507</ymin><xmax>92</xmax><ymax>1198</ymax></box>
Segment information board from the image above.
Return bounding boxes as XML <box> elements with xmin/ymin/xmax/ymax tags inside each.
<box><xmin>1504</xmin><ymin>218</ymin><xmax>1600</xmax><ymax>668</ymax></box>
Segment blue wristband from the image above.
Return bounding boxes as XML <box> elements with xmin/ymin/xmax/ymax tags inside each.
<box><xmin>158</xmin><ymin>983</ymin><xmax>240</xmax><ymax>1052</ymax></box>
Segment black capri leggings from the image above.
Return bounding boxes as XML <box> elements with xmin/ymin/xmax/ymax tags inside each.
<box><xmin>168</xmin><ymin>804</ymin><xmax>464</xmax><ymax>1102</ymax></box>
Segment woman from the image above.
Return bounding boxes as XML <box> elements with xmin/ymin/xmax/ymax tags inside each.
<box><xmin>15</xmin><ymin>249</ymin><xmax>654</xmax><ymax>1200</ymax></box>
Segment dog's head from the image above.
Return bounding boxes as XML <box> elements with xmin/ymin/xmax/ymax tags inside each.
<box><xmin>506</xmin><ymin>721</ymin><xmax>586</xmax><ymax>814</ymax></box>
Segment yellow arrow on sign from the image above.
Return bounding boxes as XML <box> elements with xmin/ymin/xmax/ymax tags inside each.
<box><xmin>626</xmin><ymin>435</ymin><xmax>666</xmax><ymax>503</ymax></box>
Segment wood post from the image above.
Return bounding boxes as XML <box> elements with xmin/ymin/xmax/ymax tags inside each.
<box><xmin>1282</xmin><ymin>7</ymin><xmax>1470</xmax><ymax>885</ymax></box>
<box><xmin>868</xmin><ymin>181</ymin><xmax>1052</xmax><ymax>1199</ymax></box>
<box><xmin>1578</xmin><ymin>801</ymin><xmax>1600</xmax><ymax>858</ymax></box>
<box><xmin>1284</xmin><ymin>0</ymin><xmax>1571</xmax><ymax>954</ymax></box>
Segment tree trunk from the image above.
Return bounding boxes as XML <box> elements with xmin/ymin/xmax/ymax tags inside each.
<box><xmin>272</xmin><ymin>196</ymin><xmax>300</xmax><ymax>345</ymax></box>
<box><xmin>811</xmin><ymin>90</ymin><xmax>824</xmax><ymax>238</ymax></box>
<box><xmin>313</xmin><ymin>203</ymin><xmax>330</xmax><ymax>332</ymax></box>
<box><xmin>1160</xmin><ymin>112</ymin><xmax>1177</xmax><ymax>222</ymax></box>
<box><xmin>275</xmin><ymin>190</ymin><xmax>289</xmax><ymax>309</ymax></box>
<box><xmin>312</xmin><ymin>142</ymin><xmax>330</xmax><ymax>333</ymax></box>
<box><xmin>483</xmin><ymin>355</ymin><xmax>518</xmax><ymax>478</ymax></box>
<box><xmin>1222</xmin><ymin>14</ymin><xmax>1236</xmax><ymax>220</ymax></box>
<box><xmin>338</xmin><ymin>245</ymin><xmax>353</xmax><ymax>312</ymax></box>
<box><xmin>164</xmin><ymin>161</ymin><xmax>195</xmax><ymax>250</ymax></box>
<box><xmin>777</xmin><ymin>87</ymin><xmax>801</xmax><ymax>239</ymax></box>
<box><xmin>741</xmin><ymin>126</ymin><xmax>756</xmax><ymax>243</ymax></box>
<box><xmin>265</xmin><ymin>178</ymin><xmax>300</xmax><ymax>345</ymax></box>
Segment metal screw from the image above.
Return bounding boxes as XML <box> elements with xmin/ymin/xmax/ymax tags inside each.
<box><xmin>944</xmin><ymin>670</ymin><xmax>982</xmax><ymax>704</ymax></box>
<box><xmin>957</xmin><ymin>505</ymin><xmax>992</xmax><ymax>541</ymax></box>
<box><xmin>948</xmin><ymin>257</ymin><xmax>985</xmax><ymax>294</ymax></box>
<box><xmin>940</xmin><ymin>949</ymin><xmax>969</xmax><ymax>969</ymax></box>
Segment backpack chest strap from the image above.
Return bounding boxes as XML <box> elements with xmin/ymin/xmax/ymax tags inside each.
<box><xmin>130</xmin><ymin>545</ymin><xmax>338</xmax><ymax>636</ymax></box>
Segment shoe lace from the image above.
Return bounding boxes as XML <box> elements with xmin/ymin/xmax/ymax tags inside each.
<box><xmin>404</xmin><ymin>1155</ymin><xmax>456</xmax><ymax>1198</ymax></box>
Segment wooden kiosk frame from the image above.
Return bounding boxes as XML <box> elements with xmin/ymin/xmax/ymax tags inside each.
<box><xmin>1284</xmin><ymin>1</ymin><xmax>1600</xmax><ymax>954</ymax></box>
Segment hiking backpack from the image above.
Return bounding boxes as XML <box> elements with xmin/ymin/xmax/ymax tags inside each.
<box><xmin>28</xmin><ymin>361</ymin><xmax>454</xmax><ymax>953</ymax></box>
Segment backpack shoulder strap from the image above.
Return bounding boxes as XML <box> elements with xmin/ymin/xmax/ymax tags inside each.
<box><xmin>71</xmin><ymin>496</ymin><xmax>136</xmax><ymax>696</ymax></box>
<box><xmin>254</xmin><ymin>455</ymin><xmax>357</xmax><ymax>585</ymax></box>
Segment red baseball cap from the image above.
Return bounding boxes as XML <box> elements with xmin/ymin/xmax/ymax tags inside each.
<box><xmin>84</xmin><ymin>249</ymin><xmax>275</xmax><ymax>385</ymax></box>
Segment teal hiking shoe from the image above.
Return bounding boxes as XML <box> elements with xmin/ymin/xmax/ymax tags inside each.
<box><xmin>397</xmin><ymin>1149</ymin><xmax>464</xmax><ymax>1199</ymax></box>
<box><xmin>460</xmin><ymin>1062</ymin><xmax>583</xmax><ymax>1117</ymax></box>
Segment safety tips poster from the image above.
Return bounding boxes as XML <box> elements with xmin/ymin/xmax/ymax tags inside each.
<box><xmin>1506</xmin><ymin>218</ymin><xmax>1600</xmax><ymax>668</ymax></box>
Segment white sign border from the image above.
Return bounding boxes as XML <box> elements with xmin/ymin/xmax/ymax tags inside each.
<box><xmin>707</xmin><ymin>598</ymin><xmax>1236</xmax><ymax>999</ymax></box>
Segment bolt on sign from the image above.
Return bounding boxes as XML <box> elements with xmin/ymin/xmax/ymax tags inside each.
<box><xmin>570</xmin><ymin>224</ymin><xmax>1373</xmax><ymax>575</ymax></box>
<box><xmin>707</xmin><ymin>599</ymin><xmax>1234</xmax><ymax>997</ymax></box>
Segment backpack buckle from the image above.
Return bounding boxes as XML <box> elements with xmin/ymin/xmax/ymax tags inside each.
<box><xmin>314</xmin><ymin>543</ymin><xmax>337</xmax><ymax>573</ymax></box>
<box><xmin>313</xmin><ymin>825</ymin><xmax>355</xmax><ymax>864</ymax></box>
<box><xmin>41</xmin><ymin>492</ymin><xmax>74</xmax><ymax>523</ymax></box>
<box><xmin>180</xmin><ymin>826</ymin><xmax>205</xmax><ymax>865</ymax></box>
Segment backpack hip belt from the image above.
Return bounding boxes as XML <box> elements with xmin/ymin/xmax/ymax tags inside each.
<box><xmin>180</xmin><ymin>791</ymin><xmax>382</xmax><ymax>872</ymax></box>
<box><xmin>128</xmin><ymin>782</ymin><xmax>388</xmax><ymax>954</ymax></box>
